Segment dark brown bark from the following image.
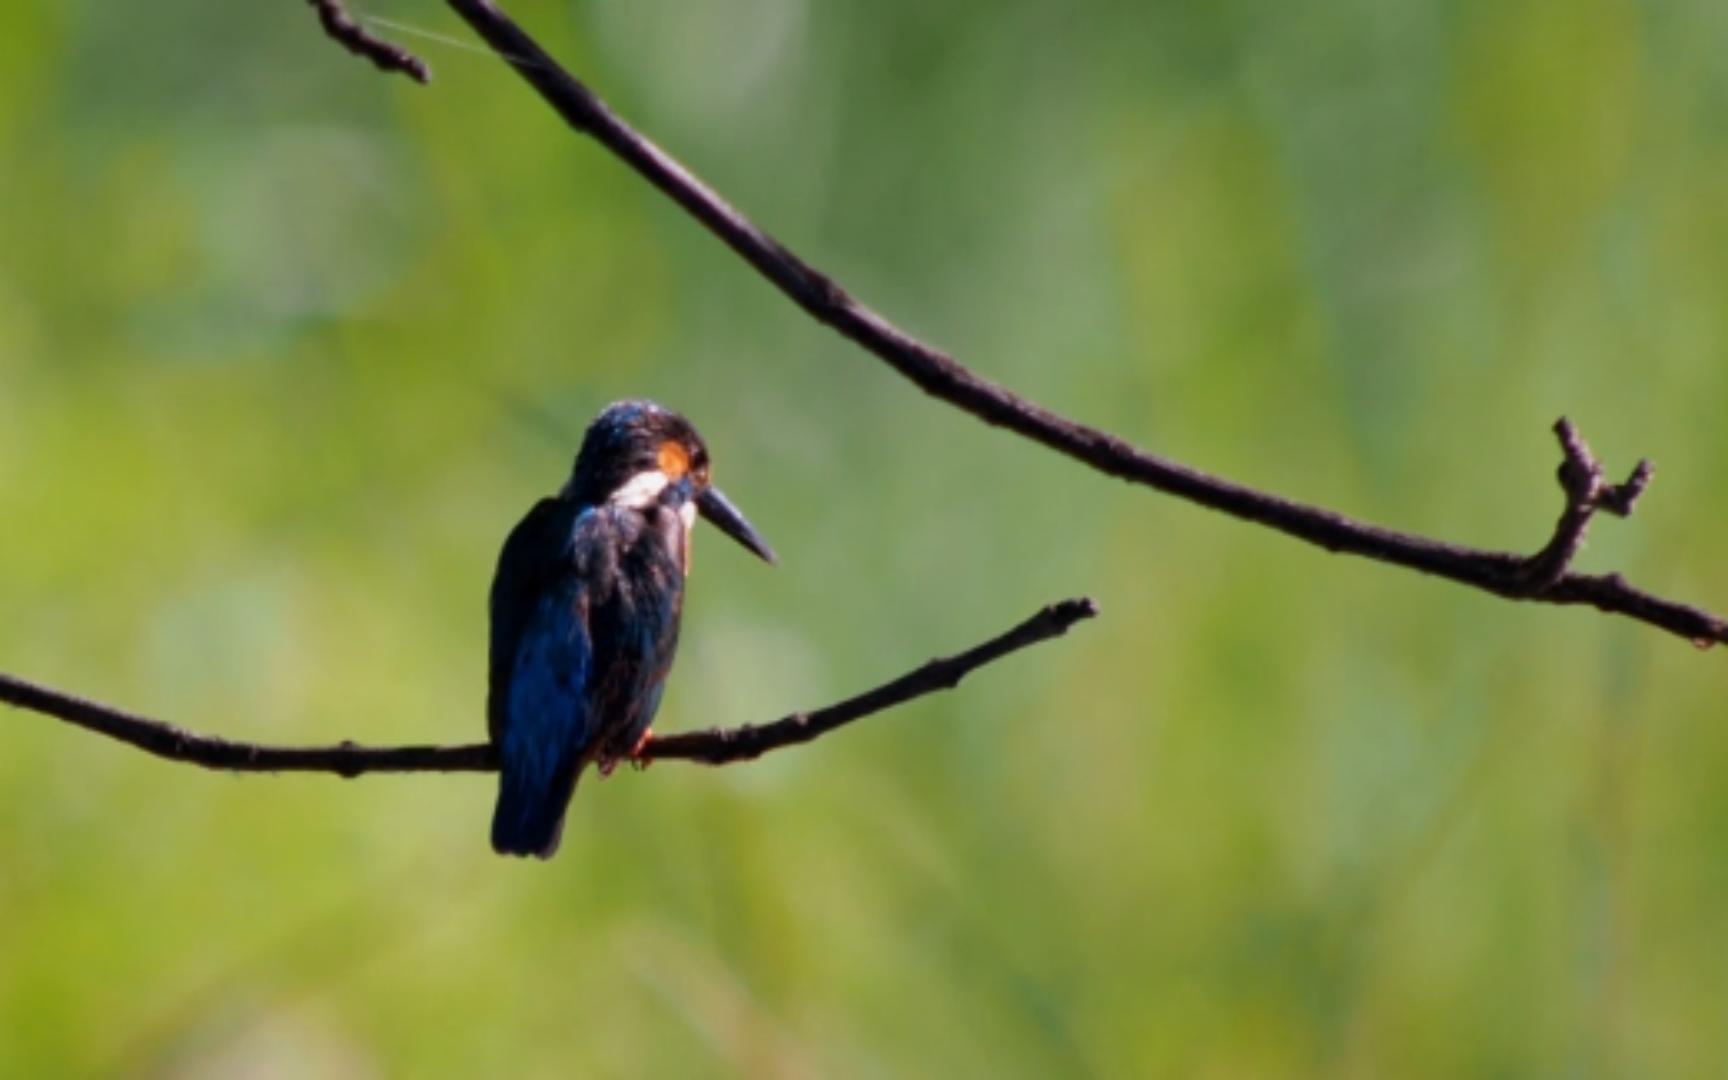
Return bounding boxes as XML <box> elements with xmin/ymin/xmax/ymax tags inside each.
<box><xmin>421</xmin><ymin>0</ymin><xmax>1723</xmax><ymax>651</ymax></box>
<box><xmin>0</xmin><ymin>600</ymin><xmax>1096</xmax><ymax>776</ymax></box>
<box><xmin>307</xmin><ymin>0</ymin><xmax>430</xmax><ymax>83</ymax></box>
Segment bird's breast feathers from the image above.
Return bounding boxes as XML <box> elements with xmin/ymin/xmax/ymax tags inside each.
<box><xmin>593</xmin><ymin>469</ymin><xmax>696</xmax><ymax>574</ymax></box>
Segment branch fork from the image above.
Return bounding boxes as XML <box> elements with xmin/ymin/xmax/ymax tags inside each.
<box><xmin>311</xmin><ymin>0</ymin><xmax>1714</xmax><ymax>651</ymax></box>
<box><xmin>1516</xmin><ymin>419</ymin><xmax>1655</xmax><ymax>595</ymax></box>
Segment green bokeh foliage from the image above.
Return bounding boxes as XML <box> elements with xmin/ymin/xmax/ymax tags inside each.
<box><xmin>2</xmin><ymin>0</ymin><xmax>1726</xmax><ymax>1075</ymax></box>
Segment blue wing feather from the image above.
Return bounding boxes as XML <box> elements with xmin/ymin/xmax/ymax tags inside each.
<box><xmin>488</xmin><ymin>499</ymin><xmax>574</xmax><ymax>743</ymax></box>
<box><xmin>491</xmin><ymin>589</ymin><xmax>594</xmax><ymax>857</ymax></box>
<box><xmin>488</xmin><ymin>500</ymin><xmax>597</xmax><ymax>858</ymax></box>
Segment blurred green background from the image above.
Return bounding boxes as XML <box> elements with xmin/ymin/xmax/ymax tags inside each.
<box><xmin>3</xmin><ymin>0</ymin><xmax>1727</xmax><ymax>1075</ymax></box>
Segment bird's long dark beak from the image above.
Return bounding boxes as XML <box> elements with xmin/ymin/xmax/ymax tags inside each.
<box><xmin>697</xmin><ymin>487</ymin><xmax>776</xmax><ymax>565</ymax></box>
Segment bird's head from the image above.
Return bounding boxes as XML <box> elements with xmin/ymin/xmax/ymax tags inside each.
<box><xmin>562</xmin><ymin>399</ymin><xmax>776</xmax><ymax>564</ymax></box>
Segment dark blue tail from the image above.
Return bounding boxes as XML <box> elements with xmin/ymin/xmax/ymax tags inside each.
<box><xmin>491</xmin><ymin>755</ymin><xmax>580</xmax><ymax>859</ymax></box>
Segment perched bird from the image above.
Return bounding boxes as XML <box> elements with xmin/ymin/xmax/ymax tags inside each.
<box><xmin>488</xmin><ymin>400</ymin><xmax>775</xmax><ymax>858</ymax></box>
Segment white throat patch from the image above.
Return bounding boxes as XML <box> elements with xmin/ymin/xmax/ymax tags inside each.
<box><xmin>608</xmin><ymin>469</ymin><xmax>671</xmax><ymax>510</ymax></box>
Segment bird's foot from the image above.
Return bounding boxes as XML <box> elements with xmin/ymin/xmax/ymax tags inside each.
<box><xmin>595</xmin><ymin>729</ymin><xmax>654</xmax><ymax>778</ymax></box>
<box><xmin>629</xmin><ymin>727</ymin><xmax>654</xmax><ymax>771</ymax></box>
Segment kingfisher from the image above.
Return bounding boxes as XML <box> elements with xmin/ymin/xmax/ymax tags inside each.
<box><xmin>487</xmin><ymin>400</ymin><xmax>775</xmax><ymax>858</ymax></box>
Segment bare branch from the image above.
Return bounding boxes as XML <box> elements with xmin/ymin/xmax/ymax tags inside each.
<box><xmin>309</xmin><ymin>0</ymin><xmax>430</xmax><ymax>84</ymax></box>
<box><xmin>1517</xmin><ymin>418</ymin><xmax>1654</xmax><ymax>593</ymax></box>
<box><xmin>645</xmin><ymin>598</ymin><xmax>1098</xmax><ymax>765</ymax></box>
<box><xmin>435</xmin><ymin>0</ymin><xmax>1725</xmax><ymax>651</ymax></box>
<box><xmin>0</xmin><ymin>599</ymin><xmax>1096</xmax><ymax>777</ymax></box>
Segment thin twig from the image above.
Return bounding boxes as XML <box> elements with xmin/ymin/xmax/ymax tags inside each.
<box><xmin>0</xmin><ymin>599</ymin><xmax>1096</xmax><ymax>776</ymax></box>
<box><xmin>309</xmin><ymin>0</ymin><xmax>430</xmax><ymax>84</ymax></box>
<box><xmin>436</xmin><ymin>0</ymin><xmax>1725</xmax><ymax>651</ymax></box>
<box><xmin>646</xmin><ymin>598</ymin><xmax>1098</xmax><ymax>764</ymax></box>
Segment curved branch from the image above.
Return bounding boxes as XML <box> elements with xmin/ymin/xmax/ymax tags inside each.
<box><xmin>0</xmin><ymin>599</ymin><xmax>1096</xmax><ymax>777</ymax></box>
<box><xmin>308</xmin><ymin>0</ymin><xmax>430</xmax><ymax>84</ymax></box>
<box><xmin>433</xmin><ymin>0</ymin><xmax>1725</xmax><ymax>651</ymax></box>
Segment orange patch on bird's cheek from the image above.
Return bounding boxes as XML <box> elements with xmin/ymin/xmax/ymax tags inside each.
<box><xmin>657</xmin><ymin>441</ymin><xmax>690</xmax><ymax>479</ymax></box>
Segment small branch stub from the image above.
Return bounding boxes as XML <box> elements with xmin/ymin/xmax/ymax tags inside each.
<box><xmin>1517</xmin><ymin>418</ymin><xmax>1655</xmax><ymax>594</ymax></box>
